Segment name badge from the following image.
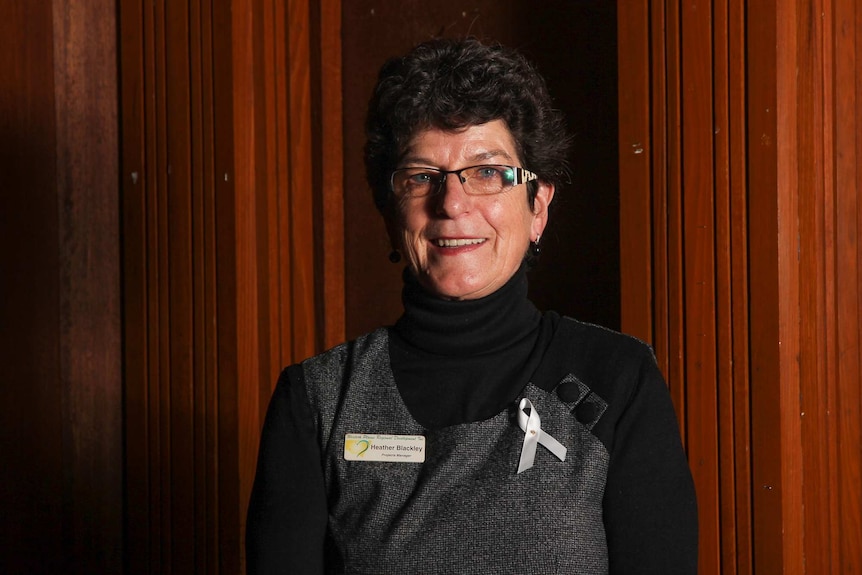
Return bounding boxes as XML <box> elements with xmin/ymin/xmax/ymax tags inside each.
<box><xmin>344</xmin><ymin>433</ymin><xmax>426</xmax><ymax>463</ymax></box>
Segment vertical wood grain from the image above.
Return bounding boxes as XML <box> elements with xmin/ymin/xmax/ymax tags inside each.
<box><xmin>797</xmin><ymin>0</ymin><xmax>832</xmax><ymax>571</ymax></box>
<box><xmin>1</xmin><ymin>1</ymin><xmax>121</xmax><ymax>572</ymax></box>
<box><xmin>662</xmin><ymin>0</ymin><xmax>687</xmax><ymax>434</ymax></box>
<box><xmin>211</xmin><ymin>4</ymin><xmax>243</xmax><ymax>573</ymax></box>
<box><xmin>619</xmin><ymin>0</ymin><xmax>860</xmax><ymax>572</ymax></box>
<box><xmin>712</xmin><ymin>1</ymin><xmax>738</xmax><ymax>570</ymax></box>
<box><xmin>831</xmin><ymin>0</ymin><xmax>862</xmax><ymax>570</ymax></box>
<box><xmin>120</xmin><ymin>1</ymin><xmax>340</xmax><ymax>572</ymax></box>
<box><xmin>287</xmin><ymin>0</ymin><xmax>316</xmax><ymax>364</ymax></box>
<box><xmin>680</xmin><ymin>3</ymin><xmax>721</xmax><ymax>572</ymax></box>
<box><xmin>617</xmin><ymin>1</ymin><xmax>653</xmax><ymax>346</ymax></box>
<box><xmin>727</xmin><ymin>1</ymin><xmax>753</xmax><ymax>572</ymax></box>
<box><xmin>619</xmin><ymin>1</ymin><xmax>744</xmax><ymax>570</ymax></box>
<box><xmin>230</xmin><ymin>0</ymin><xmax>262</xmax><ymax>564</ymax></box>
<box><xmin>52</xmin><ymin>1</ymin><xmax>123</xmax><ymax>572</ymax></box>
<box><xmin>3</xmin><ymin>3</ymin><xmax>62</xmax><ymax>574</ymax></box>
<box><xmin>166</xmin><ymin>2</ymin><xmax>196</xmax><ymax>572</ymax></box>
<box><xmin>647</xmin><ymin>0</ymin><xmax>670</xmax><ymax>377</ymax></box>
<box><xmin>320</xmin><ymin>0</ymin><xmax>346</xmax><ymax>350</ymax></box>
<box><xmin>118</xmin><ymin>0</ymin><xmax>150</xmax><ymax>571</ymax></box>
<box><xmin>776</xmin><ymin>3</ymin><xmax>805</xmax><ymax>571</ymax></box>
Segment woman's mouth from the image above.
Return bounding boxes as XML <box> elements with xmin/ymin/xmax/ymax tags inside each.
<box><xmin>433</xmin><ymin>238</ymin><xmax>486</xmax><ymax>247</ymax></box>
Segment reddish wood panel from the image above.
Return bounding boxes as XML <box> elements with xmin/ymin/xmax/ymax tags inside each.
<box><xmin>796</xmin><ymin>0</ymin><xmax>832</xmax><ymax>571</ymax></box>
<box><xmin>319</xmin><ymin>0</ymin><xmax>346</xmax><ymax>350</ymax></box>
<box><xmin>680</xmin><ymin>3</ymin><xmax>721</xmax><ymax>572</ymax></box>
<box><xmin>619</xmin><ymin>0</ymin><xmax>862</xmax><ymax>573</ymax></box>
<box><xmin>617</xmin><ymin>0</ymin><xmax>653</xmax><ymax>347</ymax></box>
<box><xmin>826</xmin><ymin>0</ymin><xmax>862</xmax><ymax>570</ymax></box>
<box><xmin>726</xmin><ymin>1</ymin><xmax>754</xmax><ymax>572</ymax></box>
<box><xmin>120</xmin><ymin>1</ymin><xmax>342</xmax><ymax>572</ymax></box>
<box><xmin>619</xmin><ymin>1</ymin><xmax>752</xmax><ymax>572</ymax></box>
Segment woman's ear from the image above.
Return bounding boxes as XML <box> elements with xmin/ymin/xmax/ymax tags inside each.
<box><xmin>531</xmin><ymin>181</ymin><xmax>555</xmax><ymax>239</ymax></box>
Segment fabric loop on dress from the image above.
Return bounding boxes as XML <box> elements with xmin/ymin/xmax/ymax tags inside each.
<box><xmin>516</xmin><ymin>398</ymin><xmax>567</xmax><ymax>473</ymax></box>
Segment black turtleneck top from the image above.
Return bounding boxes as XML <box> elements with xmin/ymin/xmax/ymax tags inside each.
<box><xmin>390</xmin><ymin>265</ymin><xmax>556</xmax><ymax>428</ymax></box>
<box><xmin>246</xmin><ymin>266</ymin><xmax>698</xmax><ymax>574</ymax></box>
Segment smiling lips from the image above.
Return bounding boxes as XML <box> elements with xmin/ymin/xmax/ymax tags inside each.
<box><xmin>433</xmin><ymin>238</ymin><xmax>486</xmax><ymax>248</ymax></box>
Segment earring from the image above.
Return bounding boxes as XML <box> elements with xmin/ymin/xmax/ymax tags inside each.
<box><xmin>388</xmin><ymin>250</ymin><xmax>402</xmax><ymax>263</ymax></box>
<box><xmin>529</xmin><ymin>234</ymin><xmax>541</xmax><ymax>258</ymax></box>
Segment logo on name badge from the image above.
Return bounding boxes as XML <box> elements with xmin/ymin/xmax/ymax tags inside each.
<box><xmin>344</xmin><ymin>433</ymin><xmax>426</xmax><ymax>463</ymax></box>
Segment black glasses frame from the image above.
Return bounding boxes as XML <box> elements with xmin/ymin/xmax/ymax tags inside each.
<box><xmin>389</xmin><ymin>164</ymin><xmax>538</xmax><ymax>198</ymax></box>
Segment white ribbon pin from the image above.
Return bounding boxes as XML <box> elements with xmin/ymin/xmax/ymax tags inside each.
<box><xmin>517</xmin><ymin>398</ymin><xmax>567</xmax><ymax>473</ymax></box>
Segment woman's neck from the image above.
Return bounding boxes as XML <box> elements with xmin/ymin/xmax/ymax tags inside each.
<box><xmin>393</xmin><ymin>264</ymin><xmax>541</xmax><ymax>357</ymax></box>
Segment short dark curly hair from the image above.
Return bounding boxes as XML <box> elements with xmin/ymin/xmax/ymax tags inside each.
<box><xmin>364</xmin><ymin>37</ymin><xmax>571</xmax><ymax>212</ymax></box>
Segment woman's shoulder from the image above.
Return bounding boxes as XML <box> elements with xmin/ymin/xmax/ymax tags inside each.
<box><xmin>294</xmin><ymin>327</ymin><xmax>390</xmax><ymax>370</ymax></box>
<box><xmin>285</xmin><ymin>326</ymin><xmax>391</xmax><ymax>395</ymax></box>
<box><xmin>551</xmin><ymin>315</ymin><xmax>656</xmax><ymax>364</ymax></box>
<box><xmin>536</xmin><ymin>314</ymin><xmax>661</xmax><ymax>407</ymax></box>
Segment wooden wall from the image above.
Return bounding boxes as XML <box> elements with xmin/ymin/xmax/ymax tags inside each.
<box><xmin>4</xmin><ymin>0</ymin><xmax>859</xmax><ymax>573</ymax></box>
<box><xmin>0</xmin><ymin>1</ymin><xmax>122</xmax><ymax>574</ymax></box>
<box><xmin>119</xmin><ymin>0</ymin><xmax>342</xmax><ymax>572</ymax></box>
<box><xmin>618</xmin><ymin>1</ymin><xmax>862</xmax><ymax>573</ymax></box>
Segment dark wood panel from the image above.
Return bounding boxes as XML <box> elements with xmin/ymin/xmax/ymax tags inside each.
<box><xmin>618</xmin><ymin>0</ymin><xmax>653</xmax><ymax>346</ymax></box>
<box><xmin>53</xmin><ymin>3</ymin><xmax>123</xmax><ymax>573</ymax></box>
<box><xmin>166</xmin><ymin>1</ymin><xmax>197</xmax><ymax>572</ymax></box>
<box><xmin>211</xmin><ymin>1</ymin><xmax>241</xmax><ymax>573</ymax></box>
<box><xmin>741</xmin><ymin>0</ymin><xmax>787</xmax><ymax>570</ymax></box>
<box><xmin>118</xmin><ymin>0</ymin><xmax>152</xmax><ymax>570</ymax></box>
<box><xmin>1</xmin><ymin>1</ymin><xmax>122</xmax><ymax>573</ymax></box>
<box><xmin>318</xmin><ymin>0</ymin><xmax>346</xmax><ymax>350</ymax></box>
<box><xmin>287</xmin><ymin>0</ymin><xmax>317</xmax><ymax>363</ymax></box>
<box><xmin>0</xmin><ymin>2</ymin><xmax>64</xmax><ymax>573</ymax></box>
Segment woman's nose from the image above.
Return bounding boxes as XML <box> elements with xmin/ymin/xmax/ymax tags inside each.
<box><xmin>434</xmin><ymin>173</ymin><xmax>471</xmax><ymax>217</ymax></box>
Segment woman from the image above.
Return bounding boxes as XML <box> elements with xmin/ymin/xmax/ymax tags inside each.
<box><xmin>246</xmin><ymin>37</ymin><xmax>698</xmax><ymax>574</ymax></box>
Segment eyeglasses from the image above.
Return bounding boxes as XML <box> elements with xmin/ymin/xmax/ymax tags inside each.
<box><xmin>389</xmin><ymin>164</ymin><xmax>537</xmax><ymax>199</ymax></box>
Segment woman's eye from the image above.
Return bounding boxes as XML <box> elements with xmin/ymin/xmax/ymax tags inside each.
<box><xmin>408</xmin><ymin>172</ymin><xmax>433</xmax><ymax>184</ymax></box>
<box><xmin>407</xmin><ymin>174</ymin><xmax>431</xmax><ymax>188</ymax></box>
<box><xmin>476</xmin><ymin>167</ymin><xmax>500</xmax><ymax>179</ymax></box>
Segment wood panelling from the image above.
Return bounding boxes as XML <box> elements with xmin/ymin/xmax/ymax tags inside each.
<box><xmin>53</xmin><ymin>3</ymin><xmax>124</xmax><ymax>572</ymax></box>
<box><xmin>318</xmin><ymin>1</ymin><xmax>345</xmax><ymax>350</ymax></box>
<box><xmin>119</xmin><ymin>0</ymin><xmax>342</xmax><ymax>572</ymax></box>
<box><xmin>1</xmin><ymin>1</ymin><xmax>122</xmax><ymax>573</ymax></box>
<box><xmin>619</xmin><ymin>0</ymin><xmax>861</xmax><ymax>573</ymax></box>
<box><xmin>833</xmin><ymin>2</ymin><xmax>862</xmax><ymax>568</ymax></box>
<box><xmin>1</xmin><ymin>3</ymin><xmax>65</xmax><ymax>573</ymax></box>
<box><xmin>8</xmin><ymin>0</ymin><xmax>855</xmax><ymax>572</ymax></box>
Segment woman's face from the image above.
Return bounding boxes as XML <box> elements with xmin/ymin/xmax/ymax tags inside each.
<box><xmin>389</xmin><ymin>120</ymin><xmax>554</xmax><ymax>300</ymax></box>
